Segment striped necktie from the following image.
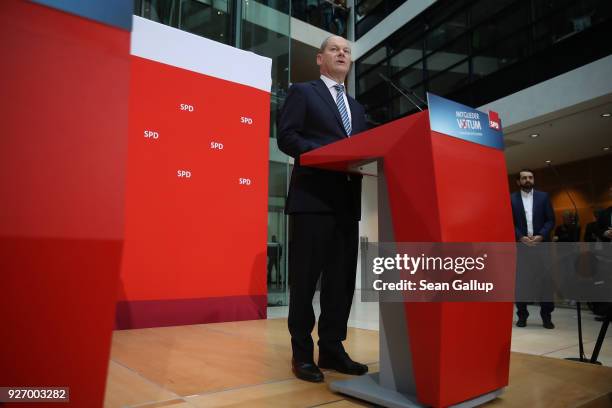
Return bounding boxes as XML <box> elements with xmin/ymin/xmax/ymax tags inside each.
<box><xmin>334</xmin><ymin>84</ymin><xmax>351</xmax><ymax>136</ymax></box>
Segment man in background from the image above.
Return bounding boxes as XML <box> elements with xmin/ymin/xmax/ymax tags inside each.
<box><xmin>597</xmin><ymin>186</ymin><xmax>612</xmax><ymax>242</ymax></box>
<box><xmin>553</xmin><ymin>210</ymin><xmax>580</xmax><ymax>242</ymax></box>
<box><xmin>584</xmin><ymin>209</ymin><xmax>603</xmax><ymax>242</ymax></box>
<box><xmin>511</xmin><ymin>169</ymin><xmax>556</xmax><ymax>329</ymax></box>
<box><xmin>267</xmin><ymin>235</ymin><xmax>283</xmax><ymax>286</ymax></box>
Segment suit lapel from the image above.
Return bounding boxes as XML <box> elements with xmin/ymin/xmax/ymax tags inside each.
<box><xmin>514</xmin><ymin>192</ymin><xmax>528</xmax><ymax>233</ymax></box>
<box><xmin>312</xmin><ymin>80</ymin><xmax>347</xmax><ymax>136</ymax></box>
<box><xmin>532</xmin><ymin>190</ymin><xmax>539</xmax><ymax>223</ymax></box>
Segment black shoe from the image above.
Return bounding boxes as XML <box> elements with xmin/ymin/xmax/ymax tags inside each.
<box><xmin>318</xmin><ymin>352</ymin><xmax>368</xmax><ymax>375</ymax></box>
<box><xmin>516</xmin><ymin>318</ymin><xmax>527</xmax><ymax>328</ymax></box>
<box><xmin>292</xmin><ymin>359</ymin><xmax>324</xmax><ymax>383</ymax></box>
<box><xmin>542</xmin><ymin>320</ymin><xmax>555</xmax><ymax>329</ymax></box>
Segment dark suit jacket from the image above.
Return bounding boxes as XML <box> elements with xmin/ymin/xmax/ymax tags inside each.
<box><xmin>277</xmin><ymin>79</ymin><xmax>368</xmax><ymax>221</ymax></box>
<box><xmin>510</xmin><ymin>190</ymin><xmax>555</xmax><ymax>242</ymax></box>
<box><xmin>584</xmin><ymin>221</ymin><xmax>600</xmax><ymax>242</ymax></box>
<box><xmin>597</xmin><ymin>207</ymin><xmax>612</xmax><ymax>242</ymax></box>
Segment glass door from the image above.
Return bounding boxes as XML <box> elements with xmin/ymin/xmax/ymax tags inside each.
<box><xmin>267</xmin><ymin>161</ymin><xmax>289</xmax><ymax>305</ymax></box>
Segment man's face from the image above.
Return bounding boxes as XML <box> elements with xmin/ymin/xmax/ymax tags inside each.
<box><xmin>317</xmin><ymin>36</ymin><xmax>351</xmax><ymax>81</ymax></box>
<box><xmin>517</xmin><ymin>171</ymin><xmax>535</xmax><ymax>191</ymax></box>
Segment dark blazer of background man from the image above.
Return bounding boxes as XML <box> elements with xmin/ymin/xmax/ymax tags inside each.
<box><xmin>277</xmin><ymin>35</ymin><xmax>368</xmax><ymax>383</ymax></box>
<box><xmin>510</xmin><ymin>169</ymin><xmax>556</xmax><ymax>329</ymax></box>
<box><xmin>597</xmin><ymin>186</ymin><xmax>612</xmax><ymax>242</ymax></box>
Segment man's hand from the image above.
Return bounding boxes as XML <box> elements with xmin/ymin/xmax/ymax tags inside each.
<box><xmin>604</xmin><ymin>228</ymin><xmax>612</xmax><ymax>239</ymax></box>
<box><xmin>520</xmin><ymin>236</ymin><xmax>536</xmax><ymax>247</ymax></box>
<box><xmin>520</xmin><ymin>235</ymin><xmax>543</xmax><ymax>246</ymax></box>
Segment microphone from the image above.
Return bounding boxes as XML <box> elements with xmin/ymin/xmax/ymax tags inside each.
<box><xmin>378</xmin><ymin>73</ymin><xmax>427</xmax><ymax>111</ymax></box>
<box><xmin>547</xmin><ymin>162</ymin><xmax>580</xmax><ymax>241</ymax></box>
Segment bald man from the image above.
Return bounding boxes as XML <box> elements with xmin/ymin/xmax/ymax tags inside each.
<box><xmin>277</xmin><ymin>36</ymin><xmax>368</xmax><ymax>383</ymax></box>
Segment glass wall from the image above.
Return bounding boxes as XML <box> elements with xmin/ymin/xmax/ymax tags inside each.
<box><xmin>267</xmin><ymin>162</ymin><xmax>290</xmax><ymax>306</ymax></box>
<box><xmin>291</xmin><ymin>0</ymin><xmax>350</xmax><ymax>37</ymax></box>
<box><xmin>241</xmin><ymin>0</ymin><xmax>291</xmax><ymax>139</ymax></box>
<box><xmin>354</xmin><ymin>0</ymin><xmax>405</xmax><ymax>39</ymax></box>
<box><xmin>240</xmin><ymin>0</ymin><xmax>292</xmax><ymax>306</ymax></box>
<box><xmin>355</xmin><ymin>0</ymin><xmax>612</xmax><ymax>127</ymax></box>
<box><xmin>135</xmin><ymin>0</ymin><xmax>235</xmax><ymax>44</ymax></box>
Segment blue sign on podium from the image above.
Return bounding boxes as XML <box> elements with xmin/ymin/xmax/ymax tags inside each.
<box><xmin>427</xmin><ymin>93</ymin><xmax>504</xmax><ymax>150</ymax></box>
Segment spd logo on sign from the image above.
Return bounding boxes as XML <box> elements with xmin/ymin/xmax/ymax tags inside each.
<box><xmin>488</xmin><ymin>111</ymin><xmax>501</xmax><ymax>131</ymax></box>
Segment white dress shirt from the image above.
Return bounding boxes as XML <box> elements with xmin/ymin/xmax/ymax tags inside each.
<box><xmin>521</xmin><ymin>189</ymin><xmax>534</xmax><ymax>236</ymax></box>
<box><xmin>320</xmin><ymin>75</ymin><xmax>352</xmax><ymax>125</ymax></box>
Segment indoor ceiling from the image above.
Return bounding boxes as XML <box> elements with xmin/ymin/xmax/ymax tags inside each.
<box><xmin>502</xmin><ymin>92</ymin><xmax>612</xmax><ymax>174</ymax></box>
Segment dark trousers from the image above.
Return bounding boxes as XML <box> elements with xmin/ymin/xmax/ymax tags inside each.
<box><xmin>515</xmin><ymin>244</ymin><xmax>555</xmax><ymax>321</ymax></box>
<box><xmin>516</xmin><ymin>302</ymin><xmax>555</xmax><ymax>321</ymax></box>
<box><xmin>288</xmin><ymin>214</ymin><xmax>358</xmax><ymax>363</ymax></box>
<box><xmin>267</xmin><ymin>259</ymin><xmax>280</xmax><ymax>283</ymax></box>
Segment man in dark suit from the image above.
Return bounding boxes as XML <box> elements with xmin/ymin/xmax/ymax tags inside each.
<box><xmin>553</xmin><ymin>210</ymin><xmax>580</xmax><ymax>242</ymax></box>
<box><xmin>510</xmin><ymin>169</ymin><xmax>556</xmax><ymax>329</ymax></box>
<box><xmin>597</xmin><ymin>186</ymin><xmax>612</xmax><ymax>242</ymax></box>
<box><xmin>277</xmin><ymin>35</ymin><xmax>368</xmax><ymax>383</ymax></box>
<box><xmin>584</xmin><ymin>209</ymin><xmax>604</xmax><ymax>242</ymax></box>
<box><xmin>267</xmin><ymin>235</ymin><xmax>283</xmax><ymax>285</ymax></box>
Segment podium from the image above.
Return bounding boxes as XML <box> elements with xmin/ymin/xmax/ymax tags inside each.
<box><xmin>301</xmin><ymin>94</ymin><xmax>516</xmax><ymax>407</ymax></box>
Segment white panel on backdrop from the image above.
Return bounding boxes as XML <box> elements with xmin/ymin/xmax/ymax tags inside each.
<box><xmin>131</xmin><ymin>16</ymin><xmax>272</xmax><ymax>92</ymax></box>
